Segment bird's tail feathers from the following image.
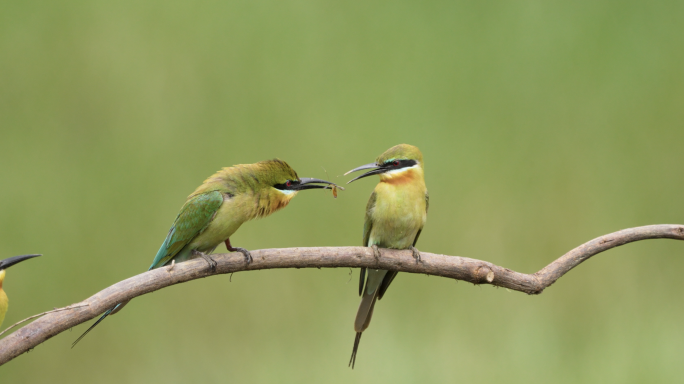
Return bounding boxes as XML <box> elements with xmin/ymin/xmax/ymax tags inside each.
<box><xmin>349</xmin><ymin>283</ymin><xmax>380</xmax><ymax>368</ymax></box>
<box><xmin>109</xmin><ymin>299</ymin><xmax>130</xmax><ymax>315</ymax></box>
<box><xmin>348</xmin><ymin>332</ymin><xmax>363</xmax><ymax>369</ymax></box>
<box><xmin>354</xmin><ymin>289</ymin><xmax>379</xmax><ymax>332</ymax></box>
<box><xmin>71</xmin><ymin>302</ymin><xmax>124</xmax><ymax>348</ymax></box>
<box><xmin>355</xmin><ymin>268</ymin><xmax>388</xmax><ymax>332</ymax></box>
<box><xmin>349</xmin><ymin>269</ymin><xmax>386</xmax><ymax>368</ymax></box>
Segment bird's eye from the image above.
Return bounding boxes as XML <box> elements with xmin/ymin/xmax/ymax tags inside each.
<box><xmin>286</xmin><ymin>180</ymin><xmax>292</xmax><ymax>187</ymax></box>
<box><xmin>393</xmin><ymin>160</ymin><xmax>400</xmax><ymax>167</ymax></box>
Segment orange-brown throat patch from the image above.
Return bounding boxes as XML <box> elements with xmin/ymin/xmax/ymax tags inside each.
<box><xmin>271</xmin><ymin>195</ymin><xmax>292</xmax><ymax>213</ymax></box>
<box><xmin>379</xmin><ymin>167</ymin><xmax>420</xmax><ymax>185</ymax></box>
<box><xmin>253</xmin><ymin>190</ymin><xmax>297</xmax><ymax>219</ymax></box>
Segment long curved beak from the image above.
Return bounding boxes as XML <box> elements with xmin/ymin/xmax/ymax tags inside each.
<box><xmin>0</xmin><ymin>254</ymin><xmax>41</xmax><ymax>270</ymax></box>
<box><xmin>344</xmin><ymin>162</ymin><xmax>386</xmax><ymax>184</ymax></box>
<box><xmin>296</xmin><ymin>178</ymin><xmax>345</xmax><ymax>191</ymax></box>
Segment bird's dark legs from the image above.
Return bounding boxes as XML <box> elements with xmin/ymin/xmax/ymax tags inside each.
<box><xmin>192</xmin><ymin>250</ymin><xmax>217</xmax><ymax>272</ymax></box>
<box><xmin>225</xmin><ymin>238</ymin><xmax>253</xmax><ymax>264</ymax></box>
<box><xmin>410</xmin><ymin>246</ymin><xmax>421</xmax><ymax>263</ymax></box>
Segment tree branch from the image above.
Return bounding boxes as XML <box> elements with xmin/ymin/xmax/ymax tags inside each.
<box><xmin>1</xmin><ymin>224</ymin><xmax>682</xmax><ymax>366</ymax></box>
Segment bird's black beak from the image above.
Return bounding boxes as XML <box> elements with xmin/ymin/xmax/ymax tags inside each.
<box><xmin>295</xmin><ymin>178</ymin><xmax>345</xmax><ymax>191</ymax></box>
<box><xmin>0</xmin><ymin>254</ymin><xmax>41</xmax><ymax>271</ymax></box>
<box><xmin>344</xmin><ymin>163</ymin><xmax>387</xmax><ymax>184</ymax></box>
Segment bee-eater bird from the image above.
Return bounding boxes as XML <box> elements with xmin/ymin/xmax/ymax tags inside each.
<box><xmin>0</xmin><ymin>254</ymin><xmax>41</xmax><ymax>328</ymax></box>
<box><xmin>73</xmin><ymin>159</ymin><xmax>341</xmax><ymax>346</ymax></box>
<box><xmin>345</xmin><ymin>144</ymin><xmax>428</xmax><ymax>368</ymax></box>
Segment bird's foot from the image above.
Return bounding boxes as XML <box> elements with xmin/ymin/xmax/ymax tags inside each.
<box><xmin>410</xmin><ymin>246</ymin><xmax>422</xmax><ymax>263</ymax></box>
<box><xmin>192</xmin><ymin>250</ymin><xmax>217</xmax><ymax>272</ymax></box>
<box><xmin>167</xmin><ymin>259</ymin><xmax>176</xmax><ymax>272</ymax></box>
<box><xmin>371</xmin><ymin>244</ymin><xmax>381</xmax><ymax>260</ymax></box>
<box><xmin>225</xmin><ymin>238</ymin><xmax>252</xmax><ymax>264</ymax></box>
<box><xmin>231</xmin><ymin>247</ymin><xmax>253</xmax><ymax>265</ymax></box>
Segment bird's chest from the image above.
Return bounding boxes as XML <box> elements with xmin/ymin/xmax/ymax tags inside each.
<box><xmin>0</xmin><ymin>289</ymin><xmax>8</xmax><ymax>324</ymax></box>
<box><xmin>369</xmin><ymin>184</ymin><xmax>426</xmax><ymax>248</ymax></box>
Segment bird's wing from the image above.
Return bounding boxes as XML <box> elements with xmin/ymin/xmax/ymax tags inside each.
<box><xmin>148</xmin><ymin>190</ymin><xmax>224</xmax><ymax>270</ymax></box>
<box><xmin>411</xmin><ymin>191</ymin><xmax>429</xmax><ymax>247</ymax></box>
<box><xmin>362</xmin><ymin>191</ymin><xmax>376</xmax><ymax>247</ymax></box>
<box><xmin>425</xmin><ymin>190</ymin><xmax>429</xmax><ymax>213</ymax></box>
<box><xmin>359</xmin><ymin>191</ymin><xmax>377</xmax><ymax>296</ymax></box>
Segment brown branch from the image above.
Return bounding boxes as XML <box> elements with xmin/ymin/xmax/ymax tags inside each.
<box><xmin>0</xmin><ymin>304</ymin><xmax>90</xmax><ymax>338</ymax></box>
<box><xmin>0</xmin><ymin>224</ymin><xmax>682</xmax><ymax>366</ymax></box>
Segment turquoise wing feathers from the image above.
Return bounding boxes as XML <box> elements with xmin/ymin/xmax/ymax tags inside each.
<box><xmin>148</xmin><ymin>190</ymin><xmax>224</xmax><ymax>270</ymax></box>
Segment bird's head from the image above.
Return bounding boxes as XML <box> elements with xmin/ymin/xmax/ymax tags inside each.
<box><xmin>345</xmin><ymin>144</ymin><xmax>424</xmax><ymax>184</ymax></box>
<box><xmin>217</xmin><ymin>159</ymin><xmax>343</xmax><ymax>218</ymax></box>
<box><xmin>0</xmin><ymin>254</ymin><xmax>40</xmax><ymax>287</ymax></box>
<box><xmin>254</xmin><ymin>159</ymin><xmax>342</xmax><ymax>197</ymax></box>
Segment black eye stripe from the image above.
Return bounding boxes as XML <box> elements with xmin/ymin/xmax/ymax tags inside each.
<box><xmin>274</xmin><ymin>179</ymin><xmax>299</xmax><ymax>190</ymax></box>
<box><xmin>384</xmin><ymin>159</ymin><xmax>417</xmax><ymax>169</ymax></box>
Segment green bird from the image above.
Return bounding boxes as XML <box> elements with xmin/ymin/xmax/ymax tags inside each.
<box><xmin>0</xmin><ymin>254</ymin><xmax>41</xmax><ymax>328</ymax></box>
<box><xmin>73</xmin><ymin>159</ymin><xmax>341</xmax><ymax>346</ymax></box>
<box><xmin>345</xmin><ymin>144</ymin><xmax>428</xmax><ymax>368</ymax></box>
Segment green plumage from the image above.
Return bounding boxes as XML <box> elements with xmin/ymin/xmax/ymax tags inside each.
<box><xmin>73</xmin><ymin>159</ymin><xmax>338</xmax><ymax>347</ymax></box>
<box><xmin>149</xmin><ymin>191</ymin><xmax>224</xmax><ymax>270</ymax></box>
<box><xmin>148</xmin><ymin>159</ymin><xmax>301</xmax><ymax>270</ymax></box>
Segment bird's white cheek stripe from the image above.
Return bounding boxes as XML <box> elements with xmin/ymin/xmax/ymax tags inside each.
<box><xmin>384</xmin><ymin>163</ymin><xmax>420</xmax><ymax>176</ymax></box>
<box><xmin>277</xmin><ymin>189</ymin><xmax>297</xmax><ymax>196</ymax></box>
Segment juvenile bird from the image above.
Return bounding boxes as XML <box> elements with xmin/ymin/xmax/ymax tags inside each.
<box><xmin>0</xmin><ymin>254</ymin><xmax>41</xmax><ymax>328</ymax></box>
<box><xmin>345</xmin><ymin>144</ymin><xmax>428</xmax><ymax>368</ymax></box>
<box><xmin>73</xmin><ymin>159</ymin><xmax>340</xmax><ymax>346</ymax></box>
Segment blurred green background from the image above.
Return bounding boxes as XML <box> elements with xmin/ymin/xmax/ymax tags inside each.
<box><xmin>1</xmin><ymin>0</ymin><xmax>683</xmax><ymax>382</ymax></box>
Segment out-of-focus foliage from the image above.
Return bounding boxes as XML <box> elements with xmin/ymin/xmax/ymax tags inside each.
<box><xmin>1</xmin><ymin>1</ymin><xmax>683</xmax><ymax>382</ymax></box>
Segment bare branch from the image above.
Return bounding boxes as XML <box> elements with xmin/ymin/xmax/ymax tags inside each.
<box><xmin>0</xmin><ymin>224</ymin><xmax>682</xmax><ymax>366</ymax></box>
<box><xmin>0</xmin><ymin>304</ymin><xmax>90</xmax><ymax>338</ymax></box>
